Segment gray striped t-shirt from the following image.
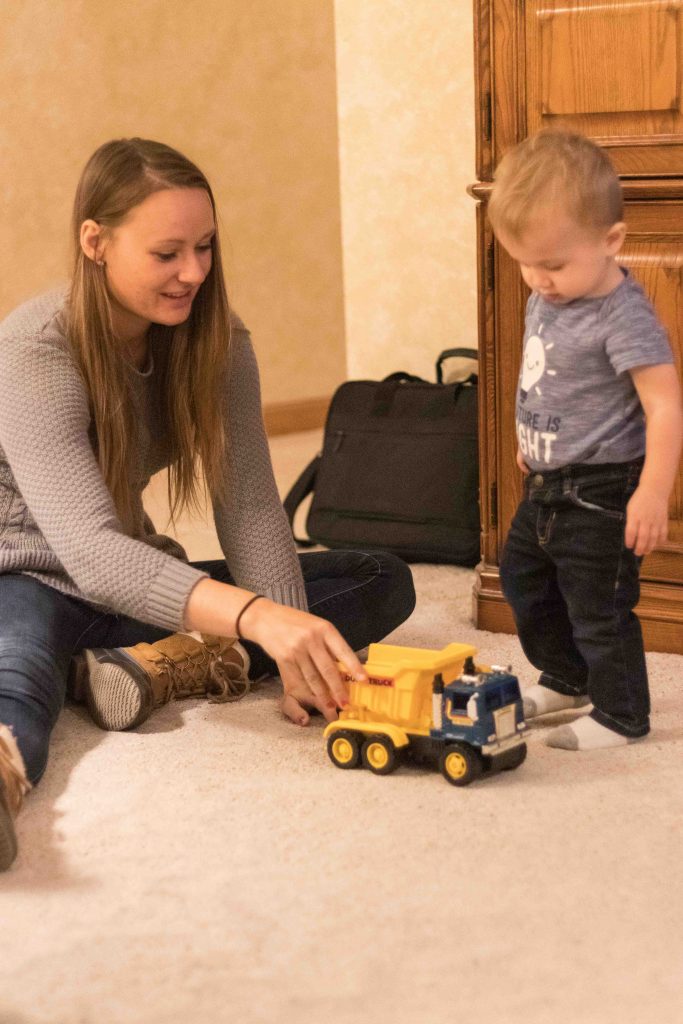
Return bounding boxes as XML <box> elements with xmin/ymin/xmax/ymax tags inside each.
<box><xmin>515</xmin><ymin>270</ymin><xmax>674</xmax><ymax>471</ymax></box>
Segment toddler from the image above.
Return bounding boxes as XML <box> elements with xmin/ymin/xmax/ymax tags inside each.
<box><xmin>488</xmin><ymin>130</ymin><xmax>682</xmax><ymax>751</ymax></box>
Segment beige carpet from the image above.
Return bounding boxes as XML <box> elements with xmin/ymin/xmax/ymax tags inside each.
<box><xmin>2</xmin><ymin>430</ymin><xmax>682</xmax><ymax>1024</ymax></box>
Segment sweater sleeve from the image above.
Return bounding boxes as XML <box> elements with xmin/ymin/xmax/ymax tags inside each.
<box><xmin>0</xmin><ymin>329</ymin><xmax>208</xmax><ymax>631</ymax></box>
<box><xmin>211</xmin><ymin>328</ymin><xmax>308</xmax><ymax>611</ymax></box>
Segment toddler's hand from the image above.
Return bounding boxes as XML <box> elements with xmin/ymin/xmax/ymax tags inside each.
<box><xmin>625</xmin><ymin>485</ymin><xmax>669</xmax><ymax>556</ymax></box>
<box><xmin>516</xmin><ymin>448</ymin><xmax>530</xmax><ymax>475</ymax></box>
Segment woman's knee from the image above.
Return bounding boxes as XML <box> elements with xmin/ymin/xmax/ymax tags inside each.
<box><xmin>374</xmin><ymin>552</ymin><xmax>416</xmax><ymax>627</ymax></box>
<box><xmin>302</xmin><ymin>548</ymin><xmax>415</xmax><ymax>637</ymax></box>
<box><xmin>343</xmin><ymin>551</ymin><xmax>416</xmax><ymax>636</ymax></box>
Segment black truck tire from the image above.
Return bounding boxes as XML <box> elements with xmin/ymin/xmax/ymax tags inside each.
<box><xmin>439</xmin><ymin>742</ymin><xmax>482</xmax><ymax>786</ymax></box>
<box><xmin>361</xmin><ymin>735</ymin><xmax>398</xmax><ymax>775</ymax></box>
<box><xmin>500</xmin><ymin>742</ymin><xmax>527</xmax><ymax>771</ymax></box>
<box><xmin>327</xmin><ymin>730</ymin><xmax>362</xmax><ymax>769</ymax></box>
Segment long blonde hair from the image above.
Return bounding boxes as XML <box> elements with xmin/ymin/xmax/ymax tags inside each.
<box><xmin>68</xmin><ymin>137</ymin><xmax>231</xmax><ymax>532</ymax></box>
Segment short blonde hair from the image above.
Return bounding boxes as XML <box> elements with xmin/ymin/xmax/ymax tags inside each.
<box><xmin>488</xmin><ymin>130</ymin><xmax>623</xmax><ymax>239</ymax></box>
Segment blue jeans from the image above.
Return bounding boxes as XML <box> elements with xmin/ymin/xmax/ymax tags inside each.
<box><xmin>499</xmin><ymin>459</ymin><xmax>648</xmax><ymax>739</ymax></box>
<box><xmin>0</xmin><ymin>550</ymin><xmax>415</xmax><ymax>784</ymax></box>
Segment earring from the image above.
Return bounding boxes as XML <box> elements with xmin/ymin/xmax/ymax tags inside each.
<box><xmin>96</xmin><ymin>259</ymin><xmax>105</xmax><ymax>267</ymax></box>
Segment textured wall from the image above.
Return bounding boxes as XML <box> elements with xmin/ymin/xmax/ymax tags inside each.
<box><xmin>1</xmin><ymin>1</ymin><xmax>477</xmax><ymax>402</ymax></box>
<box><xmin>0</xmin><ymin>0</ymin><xmax>346</xmax><ymax>404</ymax></box>
<box><xmin>335</xmin><ymin>0</ymin><xmax>477</xmax><ymax>381</ymax></box>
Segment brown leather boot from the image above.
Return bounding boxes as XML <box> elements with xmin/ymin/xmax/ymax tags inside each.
<box><xmin>68</xmin><ymin>633</ymin><xmax>250</xmax><ymax>732</ymax></box>
<box><xmin>0</xmin><ymin>724</ymin><xmax>31</xmax><ymax>871</ymax></box>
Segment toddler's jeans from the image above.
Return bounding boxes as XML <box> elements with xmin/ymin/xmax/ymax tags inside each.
<box><xmin>499</xmin><ymin>458</ymin><xmax>648</xmax><ymax>739</ymax></box>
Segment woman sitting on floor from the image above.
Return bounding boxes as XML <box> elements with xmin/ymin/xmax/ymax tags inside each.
<box><xmin>0</xmin><ymin>137</ymin><xmax>415</xmax><ymax>870</ymax></box>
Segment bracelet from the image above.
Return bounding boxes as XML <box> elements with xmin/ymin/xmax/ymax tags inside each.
<box><xmin>235</xmin><ymin>594</ymin><xmax>264</xmax><ymax>640</ymax></box>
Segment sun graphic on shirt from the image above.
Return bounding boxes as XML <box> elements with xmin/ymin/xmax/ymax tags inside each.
<box><xmin>520</xmin><ymin>323</ymin><xmax>556</xmax><ymax>401</ymax></box>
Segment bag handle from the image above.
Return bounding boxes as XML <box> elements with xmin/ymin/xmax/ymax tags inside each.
<box><xmin>282</xmin><ymin>454</ymin><xmax>321</xmax><ymax>547</ymax></box>
<box><xmin>382</xmin><ymin>370</ymin><xmax>426</xmax><ymax>384</ymax></box>
<box><xmin>372</xmin><ymin>371</ymin><xmax>428</xmax><ymax>415</ymax></box>
<box><xmin>436</xmin><ymin>348</ymin><xmax>478</xmax><ymax>384</ymax></box>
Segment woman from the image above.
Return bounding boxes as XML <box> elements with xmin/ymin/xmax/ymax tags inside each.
<box><xmin>0</xmin><ymin>138</ymin><xmax>415</xmax><ymax>870</ymax></box>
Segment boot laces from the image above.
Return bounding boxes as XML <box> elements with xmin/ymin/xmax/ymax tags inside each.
<box><xmin>207</xmin><ymin>661</ymin><xmax>250</xmax><ymax>703</ymax></box>
<box><xmin>154</xmin><ymin>638</ymin><xmax>249</xmax><ymax>703</ymax></box>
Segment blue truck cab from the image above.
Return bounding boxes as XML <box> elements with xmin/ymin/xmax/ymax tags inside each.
<box><xmin>431</xmin><ymin>659</ymin><xmax>528</xmax><ymax>783</ymax></box>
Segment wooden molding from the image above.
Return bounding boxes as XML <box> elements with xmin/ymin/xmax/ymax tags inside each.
<box><xmin>470</xmin><ymin>180</ymin><xmax>683</xmax><ymax>202</ymax></box>
<box><xmin>262</xmin><ymin>395</ymin><xmax>330</xmax><ymax>436</ymax></box>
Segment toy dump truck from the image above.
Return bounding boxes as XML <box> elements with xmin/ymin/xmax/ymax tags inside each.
<box><xmin>324</xmin><ymin>642</ymin><xmax>527</xmax><ymax>786</ymax></box>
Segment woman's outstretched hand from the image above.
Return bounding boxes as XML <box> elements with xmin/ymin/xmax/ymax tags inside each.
<box><xmin>184</xmin><ymin>579</ymin><xmax>367</xmax><ymax>725</ymax></box>
<box><xmin>238</xmin><ymin>597</ymin><xmax>367</xmax><ymax>726</ymax></box>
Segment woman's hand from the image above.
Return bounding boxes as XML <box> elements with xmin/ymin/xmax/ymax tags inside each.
<box><xmin>238</xmin><ymin>597</ymin><xmax>367</xmax><ymax>726</ymax></box>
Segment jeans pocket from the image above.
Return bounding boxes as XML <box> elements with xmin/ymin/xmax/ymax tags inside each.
<box><xmin>568</xmin><ymin>477</ymin><xmax>628</xmax><ymax>520</ymax></box>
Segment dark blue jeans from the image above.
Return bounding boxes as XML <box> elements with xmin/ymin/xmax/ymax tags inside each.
<box><xmin>499</xmin><ymin>459</ymin><xmax>648</xmax><ymax>739</ymax></box>
<box><xmin>0</xmin><ymin>550</ymin><xmax>415</xmax><ymax>784</ymax></box>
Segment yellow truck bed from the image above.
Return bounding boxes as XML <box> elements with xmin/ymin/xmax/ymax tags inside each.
<box><xmin>341</xmin><ymin>642</ymin><xmax>477</xmax><ymax>734</ymax></box>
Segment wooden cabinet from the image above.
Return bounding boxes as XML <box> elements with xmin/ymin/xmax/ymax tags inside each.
<box><xmin>470</xmin><ymin>0</ymin><xmax>683</xmax><ymax>653</ymax></box>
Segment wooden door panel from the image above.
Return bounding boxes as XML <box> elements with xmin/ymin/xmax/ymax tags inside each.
<box><xmin>523</xmin><ymin>0</ymin><xmax>683</xmax><ymax>175</ymax></box>
<box><xmin>538</xmin><ymin>5</ymin><xmax>678</xmax><ymax>117</ymax></box>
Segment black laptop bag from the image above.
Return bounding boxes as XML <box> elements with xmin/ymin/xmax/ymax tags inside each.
<box><xmin>283</xmin><ymin>349</ymin><xmax>481</xmax><ymax>566</ymax></box>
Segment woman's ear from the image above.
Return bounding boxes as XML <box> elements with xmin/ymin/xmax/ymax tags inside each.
<box><xmin>80</xmin><ymin>219</ymin><xmax>106</xmax><ymax>264</ymax></box>
<box><xmin>605</xmin><ymin>221</ymin><xmax>627</xmax><ymax>256</ymax></box>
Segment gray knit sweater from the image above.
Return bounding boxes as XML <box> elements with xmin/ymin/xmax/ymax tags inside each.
<box><xmin>0</xmin><ymin>289</ymin><xmax>307</xmax><ymax>631</ymax></box>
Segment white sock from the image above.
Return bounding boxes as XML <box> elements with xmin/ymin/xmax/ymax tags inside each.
<box><xmin>545</xmin><ymin>715</ymin><xmax>637</xmax><ymax>751</ymax></box>
<box><xmin>522</xmin><ymin>684</ymin><xmax>590</xmax><ymax>719</ymax></box>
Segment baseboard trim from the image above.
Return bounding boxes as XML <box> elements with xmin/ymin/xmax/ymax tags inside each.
<box><xmin>473</xmin><ymin>562</ymin><xmax>683</xmax><ymax>655</ymax></box>
<box><xmin>263</xmin><ymin>396</ymin><xmax>331</xmax><ymax>436</ymax></box>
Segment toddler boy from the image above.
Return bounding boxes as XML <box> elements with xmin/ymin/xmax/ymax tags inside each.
<box><xmin>488</xmin><ymin>130</ymin><xmax>682</xmax><ymax>751</ymax></box>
